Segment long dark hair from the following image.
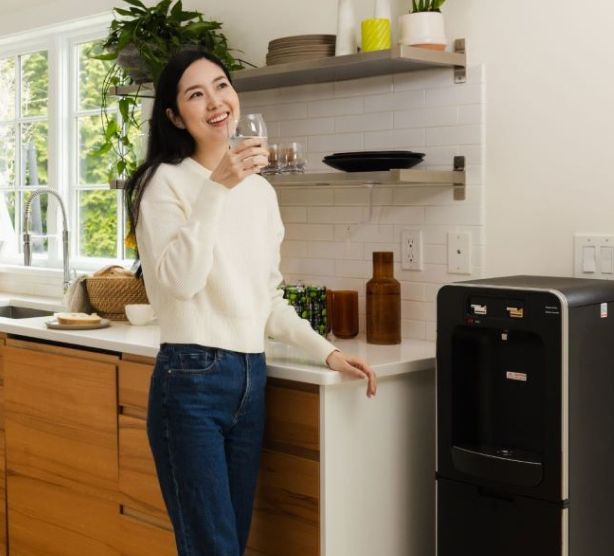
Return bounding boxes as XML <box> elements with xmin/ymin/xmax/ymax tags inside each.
<box><xmin>125</xmin><ymin>47</ymin><xmax>232</xmax><ymax>242</ymax></box>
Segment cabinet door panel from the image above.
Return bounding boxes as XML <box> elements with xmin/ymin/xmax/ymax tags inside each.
<box><xmin>247</xmin><ymin>449</ymin><xmax>319</xmax><ymax>556</ymax></box>
<box><xmin>266</xmin><ymin>380</ymin><xmax>319</xmax><ymax>457</ymax></box>
<box><xmin>119</xmin><ymin>360</ymin><xmax>154</xmax><ymax>414</ymax></box>
<box><xmin>8</xmin><ymin>473</ymin><xmax>119</xmax><ymax>556</ymax></box>
<box><xmin>118</xmin><ymin>513</ymin><xmax>175</xmax><ymax>556</ymax></box>
<box><xmin>3</xmin><ymin>346</ymin><xmax>118</xmax><ymax>498</ymax></box>
<box><xmin>119</xmin><ymin>414</ymin><xmax>169</xmax><ymax>523</ymax></box>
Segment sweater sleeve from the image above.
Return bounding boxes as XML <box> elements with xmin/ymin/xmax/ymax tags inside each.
<box><xmin>136</xmin><ymin>166</ymin><xmax>230</xmax><ymax>300</ymax></box>
<box><xmin>264</xmin><ymin>195</ymin><xmax>339</xmax><ymax>365</ymax></box>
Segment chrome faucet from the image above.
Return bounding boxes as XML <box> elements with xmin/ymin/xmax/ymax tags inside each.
<box><xmin>23</xmin><ymin>187</ymin><xmax>72</xmax><ymax>292</ymax></box>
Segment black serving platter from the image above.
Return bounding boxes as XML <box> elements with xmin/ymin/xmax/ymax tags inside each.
<box><xmin>324</xmin><ymin>150</ymin><xmax>425</xmax><ymax>160</ymax></box>
<box><xmin>323</xmin><ymin>154</ymin><xmax>424</xmax><ymax>172</ymax></box>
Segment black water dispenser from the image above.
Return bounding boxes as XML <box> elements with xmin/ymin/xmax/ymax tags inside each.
<box><xmin>437</xmin><ymin>276</ymin><xmax>614</xmax><ymax>556</ymax></box>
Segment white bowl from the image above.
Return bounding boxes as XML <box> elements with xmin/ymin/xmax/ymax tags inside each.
<box><xmin>125</xmin><ymin>304</ymin><xmax>156</xmax><ymax>326</ymax></box>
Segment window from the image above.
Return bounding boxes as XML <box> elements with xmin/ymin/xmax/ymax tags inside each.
<box><xmin>0</xmin><ymin>50</ymin><xmax>50</xmax><ymax>258</ymax></box>
<box><xmin>0</xmin><ymin>15</ymin><xmax>137</xmax><ymax>270</ymax></box>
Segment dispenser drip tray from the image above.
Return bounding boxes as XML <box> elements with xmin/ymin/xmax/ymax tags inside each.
<box><xmin>451</xmin><ymin>445</ymin><xmax>543</xmax><ymax>486</ymax></box>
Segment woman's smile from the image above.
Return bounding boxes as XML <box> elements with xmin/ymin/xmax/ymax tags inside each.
<box><xmin>206</xmin><ymin>111</ymin><xmax>230</xmax><ymax>127</ymax></box>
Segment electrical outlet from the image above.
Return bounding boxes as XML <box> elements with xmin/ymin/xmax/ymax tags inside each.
<box><xmin>448</xmin><ymin>231</ymin><xmax>471</xmax><ymax>274</ymax></box>
<box><xmin>401</xmin><ymin>229</ymin><xmax>423</xmax><ymax>270</ymax></box>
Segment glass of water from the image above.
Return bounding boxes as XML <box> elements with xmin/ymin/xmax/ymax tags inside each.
<box><xmin>228</xmin><ymin>113</ymin><xmax>268</xmax><ymax>149</ymax></box>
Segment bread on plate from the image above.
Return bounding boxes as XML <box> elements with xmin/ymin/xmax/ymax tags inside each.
<box><xmin>55</xmin><ymin>312</ymin><xmax>102</xmax><ymax>325</ymax></box>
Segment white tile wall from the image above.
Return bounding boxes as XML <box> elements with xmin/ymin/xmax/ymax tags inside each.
<box><xmin>242</xmin><ymin>66</ymin><xmax>485</xmax><ymax>342</ymax></box>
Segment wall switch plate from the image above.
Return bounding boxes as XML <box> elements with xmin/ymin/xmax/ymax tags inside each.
<box><xmin>401</xmin><ymin>229</ymin><xmax>423</xmax><ymax>270</ymax></box>
<box><xmin>574</xmin><ymin>234</ymin><xmax>614</xmax><ymax>279</ymax></box>
<box><xmin>448</xmin><ymin>231</ymin><xmax>471</xmax><ymax>274</ymax></box>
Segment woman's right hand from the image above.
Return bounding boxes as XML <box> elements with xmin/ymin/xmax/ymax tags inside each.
<box><xmin>210</xmin><ymin>138</ymin><xmax>270</xmax><ymax>189</ymax></box>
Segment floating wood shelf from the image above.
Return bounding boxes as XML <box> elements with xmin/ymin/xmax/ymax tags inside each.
<box><xmin>109</xmin><ymin>157</ymin><xmax>466</xmax><ymax>200</ymax></box>
<box><xmin>233</xmin><ymin>40</ymin><xmax>466</xmax><ymax>92</ymax></box>
<box><xmin>110</xmin><ymin>39</ymin><xmax>466</xmax><ymax>98</ymax></box>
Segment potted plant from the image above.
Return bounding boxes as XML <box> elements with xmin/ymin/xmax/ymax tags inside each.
<box><xmin>399</xmin><ymin>0</ymin><xmax>447</xmax><ymax>51</ymax></box>
<box><xmin>90</xmin><ymin>0</ymin><xmax>245</xmax><ymax>180</ymax></box>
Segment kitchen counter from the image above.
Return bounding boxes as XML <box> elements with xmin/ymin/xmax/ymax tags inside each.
<box><xmin>0</xmin><ymin>293</ymin><xmax>435</xmax><ymax>385</ymax></box>
<box><xmin>0</xmin><ymin>293</ymin><xmax>436</xmax><ymax>555</ymax></box>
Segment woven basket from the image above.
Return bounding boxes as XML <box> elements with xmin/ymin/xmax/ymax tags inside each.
<box><xmin>86</xmin><ymin>265</ymin><xmax>148</xmax><ymax>321</ymax></box>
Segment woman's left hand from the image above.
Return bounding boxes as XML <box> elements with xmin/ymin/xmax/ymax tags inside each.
<box><xmin>325</xmin><ymin>350</ymin><xmax>377</xmax><ymax>398</ymax></box>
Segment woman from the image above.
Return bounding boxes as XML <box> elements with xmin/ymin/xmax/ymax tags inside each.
<box><xmin>126</xmin><ymin>47</ymin><xmax>377</xmax><ymax>556</ymax></box>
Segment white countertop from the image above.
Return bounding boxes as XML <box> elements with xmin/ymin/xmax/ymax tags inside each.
<box><xmin>0</xmin><ymin>294</ymin><xmax>435</xmax><ymax>385</ymax></box>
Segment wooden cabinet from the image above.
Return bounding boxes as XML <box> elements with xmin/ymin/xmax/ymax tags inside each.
<box><xmin>117</xmin><ymin>356</ymin><xmax>322</xmax><ymax>556</ymax></box>
<box><xmin>249</xmin><ymin>379</ymin><xmax>320</xmax><ymax>556</ymax></box>
<box><xmin>0</xmin><ymin>339</ymin><xmax>324</xmax><ymax>555</ymax></box>
<box><xmin>3</xmin><ymin>339</ymin><xmax>119</xmax><ymax>555</ymax></box>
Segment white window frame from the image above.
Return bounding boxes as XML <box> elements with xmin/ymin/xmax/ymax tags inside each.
<box><xmin>0</xmin><ymin>13</ymin><xmax>137</xmax><ymax>274</ymax></box>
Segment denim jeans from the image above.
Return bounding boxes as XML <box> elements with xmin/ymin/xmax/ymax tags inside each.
<box><xmin>147</xmin><ymin>343</ymin><xmax>267</xmax><ymax>556</ymax></box>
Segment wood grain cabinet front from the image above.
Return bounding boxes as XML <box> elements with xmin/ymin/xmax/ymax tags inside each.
<box><xmin>2</xmin><ymin>339</ymin><xmax>120</xmax><ymax>555</ymax></box>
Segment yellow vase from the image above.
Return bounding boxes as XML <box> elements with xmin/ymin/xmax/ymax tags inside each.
<box><xmin>361</xmin><ymin>18</ymin><xmax>391</xmax><ymax>52</ymax></box>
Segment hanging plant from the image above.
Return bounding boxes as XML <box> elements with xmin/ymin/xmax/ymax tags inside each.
<box><xmin>90</xmin><ymin>0</ymin><xmax>246</xmax><ymax>180</ymax></box>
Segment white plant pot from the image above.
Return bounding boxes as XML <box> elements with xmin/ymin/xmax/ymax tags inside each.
<box><xmin>399</xmin><ymin>12</ymin><xmax>447</xmax><ymax>50</ymax></box>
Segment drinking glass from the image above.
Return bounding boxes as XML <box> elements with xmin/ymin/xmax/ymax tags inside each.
<box><xmin>228</xmin><ymin>113</ymin><xmax>268</xmax><ymax>149</ymax></box>
<box><xmin>282</xmin><ymin>141</ymin><xmax>306</xmax><ymax>174</ymax></box>
<box><xmin>261</xmin><ymin>143</ymin><xmax>286</xmax><ymax>175</ymax></box>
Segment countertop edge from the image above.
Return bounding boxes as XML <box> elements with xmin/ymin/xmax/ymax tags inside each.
<box><xmin>0</xmin><ymin>304</ymin><xmax>436</xmax><ymax>386</ymax></box>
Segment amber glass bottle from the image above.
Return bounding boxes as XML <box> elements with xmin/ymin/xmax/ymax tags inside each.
<box><xmin>366</xmin><ymin>251</ymin><xmax>401</xmax><ymax>344</ymax></box>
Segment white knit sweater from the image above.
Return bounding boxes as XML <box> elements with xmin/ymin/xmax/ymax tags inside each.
<box><xmin>136</xmin><ymin>157</ymin><xmax>338</xmax><ymax>364</ymax></box>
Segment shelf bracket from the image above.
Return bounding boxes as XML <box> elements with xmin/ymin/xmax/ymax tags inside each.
<box><xmin>453</xmin><ymin>155</ymin><xmax>466</xmax><ymax>201</ymax></box>
<box><xmin>454</xmin><ymin>39</ymin><xmax>466</xmax><ymax>84</ymax></box>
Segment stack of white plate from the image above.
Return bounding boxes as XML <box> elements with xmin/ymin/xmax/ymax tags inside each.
<box><xmin>266</xmin><ymin>34</ymin><xmax>336</xmax><ymax>66</ymax></box>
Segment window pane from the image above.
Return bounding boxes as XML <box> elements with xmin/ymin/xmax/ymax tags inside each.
<box><xmin>79</xmin><ymin>189</ymin><xmax>118</xmax><ymax>258</ymax></box>
<box><xmin>23</xmin><ymin>190</ymin><xmax>48</xmax><ymax>252</ymax></box>
<box><xmin>79</xmin><ymin>114</ymin><xmax>115</xmax><ymax>184</ymax></box>
<box><xmin>0</xmin><ymin>124</ymin><xmax>16</xmax><ymax>187</ymax></box>
<box><xmin>0</xmin><ymin>191</ymin><xmax>17</xmax><ymax>257</ymax></box>
<box><xmin>21</xmin><ymin>121</ymin><xmax>48</xmax><ymax>185</ymax></box>
<box><xmin>79</xmin><ymin>41</ymin><xmax>115</xmax><ymax>111</ymax></box>
<box><xmin>21</xmin><ymin>51</ymin><xmax>48</xmax><ymax>117</ymax></box>
<box><xmin>0</xmin><ymin>57</ymin><xmax>15</xmax><ymax>121</ymax></box>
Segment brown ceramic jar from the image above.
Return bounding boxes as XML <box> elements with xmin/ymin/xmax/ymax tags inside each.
<box><xmin>366</xmin><ymin>251</ymin><xmax>401</xmax><ymax>344</ymax></box>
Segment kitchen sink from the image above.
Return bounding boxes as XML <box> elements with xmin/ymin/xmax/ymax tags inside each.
<box><xmin>0</xmin><ymin>305</ymin><xmax>55</xmax><ymax>319</ymax></box>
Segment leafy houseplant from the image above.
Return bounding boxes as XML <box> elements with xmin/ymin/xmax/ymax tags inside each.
<box><xmin>400</xmin><ymin>0</ymin><xmax>448</xmax><ymax>50</ymax></box>
<box><xmin>410</xmin><ymin>0</ymin><xmax>445</xmax><ymax>12</ymax></box>
<box><xmin>91</xmin><ymin>0</ymin><xmax>245</xmax><ymax>180</ymax></box>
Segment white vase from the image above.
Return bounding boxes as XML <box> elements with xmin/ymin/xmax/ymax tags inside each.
<box><xmin>336</xmin><ymin>0</ymin><xmax>357</xmax><ymax>56</ymax></box>
<box><xmin>374</xmin><ymin>0</ymin><xmax>391</xmax><ymax>20</ymax></box>
<box><xmin>399</xmin><ymin>12</ymin><xmax>447</xmax><ymax>50</ymax></box>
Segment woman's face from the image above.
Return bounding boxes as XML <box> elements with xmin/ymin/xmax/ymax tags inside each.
<box><xmin>168</xmin><ymin>58</ymin><xmax>239</xmax><ymax>148</ymax></box>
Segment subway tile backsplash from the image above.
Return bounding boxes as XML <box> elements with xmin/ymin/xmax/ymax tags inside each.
<box><xmin>242</xmin><ymin>66</ymin><xmax>485</xmax><ymax>342</ymax></box>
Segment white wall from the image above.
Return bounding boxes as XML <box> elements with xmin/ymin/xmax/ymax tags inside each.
<box><xmin>2</xmin><ymin>0</ymin><xmax>613</xmax><ymax>280</ymax></box>
<box><xmin>443</xmin><ymin>0</ymin><xmax>614</xmax><ymax>276</ymax></box>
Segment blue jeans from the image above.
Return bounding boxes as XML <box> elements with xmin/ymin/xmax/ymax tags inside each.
<box><xmin>147</xmin><ymin>343</ymin><xmax>267</xmax><ymax>556</ymax></box>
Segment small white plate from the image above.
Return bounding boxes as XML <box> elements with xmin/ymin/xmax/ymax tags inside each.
<box><xmin>45</xmin><ymin>318</ymin><xmax>111</xmax><ymax>330</ymax></box>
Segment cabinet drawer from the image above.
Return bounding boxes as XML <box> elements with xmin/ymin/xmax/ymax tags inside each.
<box><xmin>266</xmin><ymin>379</ymin><xmax>319</xmax><ymax>457</ymax></box>
<box><xmin>3</xmin><ymin>345</ymin><xmax>118</xmax><ymax>498</ymax></box>
<box><xmin>8</xmin><ymin>473</ymin><xmax>119</xmax><ymax>556</ymax></box>
<box><xmin>118</xmin><ymin>512</ymin><xmax>175</xmax><ymax>556</ymax></box>
<box><xmin>119</xmin><ymin>360</ymin><xmax>154</xmax><ymax>415</ymax></box>
<box><xmin>248</xmin><ymin>449</ymin><xmax>319</xmax><ymax>556</ymax></box>
<box><xmin>119</xmin><ymin>414</ymin><xmax>169</xmax><ymax>523</ymax></box>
